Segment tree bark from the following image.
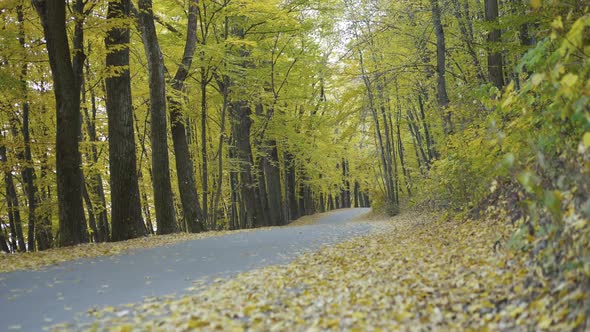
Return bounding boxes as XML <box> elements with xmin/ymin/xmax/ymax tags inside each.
<box><xmin>1</xmin><ymin>144</ymin><xmax>26</xmax><ymax>252</ymax></box>
<box><xmin>284</xmin><ymin>150</ymin><xmax>299</xmax><ymax>220</ymax></box>
<box><xmin>16</xmin><ymin>5</ymin><xmax>41</xmax><ymax>251</ymax></box>
<box><xmin>82</xmin><ymin>52</ymin><xmax>110</xmax><ymax>242</ymax></box>
<box><xmin>357</xmin><ymin>47</ymin><xmax>396</xmax><ymax>213</ymax></box>
<box><xmin>263</xmin><ymin>142</ymin><xmax>285</xmax><ymax>225</ymax></box>
<box><xmin>168</xmin><ymin>0</ymin><xmax>205</xmax><ymax>233</ymax></box>
<box><xmin>32</xmin><ymin>0</ymin><xmax>88</xmax><ymax>247</ymax></box>
<box><xmin>430</xmin><ymin>0</ymin><xmax>453</xmax><ymax>134</ymax></box>
<box><xmin>138</xmin><ymin>0</ymin><xmax>178</xmax><ymax>234</ymax></box>
<box><xmin>106</xmin><ymin>0</ymin><xmax>148</xmax><ymax>241</ymax></box>
<box><xmin>450</xmin><ymin>0</ymin><xmax>486</xmax><ymax>82</ymax></box>
<box><xmin>212</xmin><ymin>78</ymin><xmax>229</xmax><ymax>230</ymax></box>
<box><xmin>200</xmin><ymin>69</ymin><xmax>209</xmax><ymax>227</ymax></box>
<box><xmin>485</xmin><ymin>0</ymin><xmax>505</xmax><ymax>89</ymax></box>
<box><xmin>0</xmin><ymin>223</ymin><xmax>10</xmax><ymax>253</ymax></box>
<box><xmin>82</xmin><ymin>182</ymin><xmax>99</xmax><ymax>242</ymax></box>
<box><xmin>230</xmin><ymin>101</ymin><xmax>260</xmax><ymax>228</ymax></box>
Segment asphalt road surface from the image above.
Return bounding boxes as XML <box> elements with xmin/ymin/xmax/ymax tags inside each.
<box><xmin>0</xmin><ymin>208</ymin><xmax>372</xmax><ymax>331</ymax></box>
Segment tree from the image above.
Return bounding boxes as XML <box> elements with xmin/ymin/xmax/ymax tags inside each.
<box><xmin>32</xmin><ymin>0</ymin><xmax>87</xmax><ymax>246</ymax></box>
<box><xmin>137</xmin><ymin>0</ymin><xmax>178</xmax><ymax>234</ymax></box>
<box><xmin>430</xmin><ymin>0</ymin><xmax>452</xmax><ymax>134</ymax></box>
<box><xmin>485</xmin><ymin>0</ymin><xmax>505</xmax><ymax>89</ymax></box>
<box><xmin>168</xmin><ymin>0</ymin><xmax>205</xmax><ymax>233</ymax></box>
<box><xmin>106</xmin><ymin>0</ymin><xmax>148</xmax><ymax>241</ymax></box>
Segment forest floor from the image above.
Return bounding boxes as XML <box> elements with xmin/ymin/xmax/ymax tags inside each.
<box><xmin>70</xmin><ymin>212</ymin><xmax>586</xmax><ymax>331</ymax></box>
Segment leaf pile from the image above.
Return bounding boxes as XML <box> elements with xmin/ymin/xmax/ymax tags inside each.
<box><xmin>73</xmin><ymin>213</ymin><xmax>588</xmax><ymax>331</ymax></box>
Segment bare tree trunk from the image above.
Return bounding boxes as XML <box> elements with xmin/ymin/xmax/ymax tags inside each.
<box><xmin>1</xmin><ymin>144</ymin><xmax>26</xmax><ymax>252</ymax></box>
<box><xmin>430</xmin><ymin>0</ymin><xmax>453</xmax><ymax>134</ymax></box>
<box><xmin>138</xmin><ymin>0</ymin><xmax>178</xmax><ymax>234</ymax></box>
<box><xmin>357</xmin><ymin>47</ymin><xmax>396</xmax><ymax>213</ymax></box>
<box><xmin>451</xmin><ymin>0</ymin><xmax>486</xmax><ymax>82</ymax></box>
<box><xmin>485</xmin><ymin>0</ymin><xmax>505</xmax><ymax>89</ymax></box>
<box><xmin>230</xmin><ymin>101</ymin><xmax>260</xmax><ymax>228</ymax></box>
<box><xmin>417</xmin><ymin>92</ymin><xmax>437</xmax><ymax>160</ymax></box>
<box><xmin>16</xmin><ymin>5</ymin><xmax>39</xmax><ymax>251</ymax></box>
<box><xmin>212</xmin><ymin>80</ymin><xmax>229</xmax><ymax>230</ymax></box>
<box><xmin>32</xmin><ymin>0</ymin><xmax>87</xmax><ymax>246</ymax></box>
<box><xmin>200</xmin><ymin>69</ymin><xmax>209</xmax><ymax>227</ymax></box>
<box><xmin>83</xmin><ymin>53</ymin><xmax>110</xmax><ymax>241</ymax></box>
<box><xmin>263</xmin><ymin>142</ymin><xmax>285</xmax><ymax>225</ymax></box>
<box><xmin>37</xmin><ymin>149</ymin><xmax>53</xmax><ymax>250</ymax></box>
<box><xmin>106</xmin><ymin>0</ymin><xmax>147</xmax><ymax>241</ymax></box>
<box><xmin>0</xmin><ymin>222</ymin><xmax>10</xmax><ymax>253</ymax></box>
<box><xmin>354</xmin><ymin>182</ymin><xmax>360</xmax><ymax>208</ymax></box>
<box><xmin>407</xmin><ymin>107</ymin><xmax>430</xmax><ymax>169</ymax></box>
<box><xmin>168</xmin><ymin>0</ymin><xmax>205</xmax><ymax>233</ymax></box>
<box><xmin>82</xmin><ymin>183</ymin><xmax>99</xmax><ymax>242</ymax></box>
<box><xmin>229</xmin><ymin>134</ymin><xmax>239</xmax><ymax>229</ymax></box>
<box><xmin>284</xmin><ymin>150</ymin><xmax>299</xmax><ymax>220</ymax></box>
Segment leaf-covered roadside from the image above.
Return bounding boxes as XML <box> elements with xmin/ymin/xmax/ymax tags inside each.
<box><xmin>74</xmin><ymin>213</ymin><xmax>587</xmax><ymax>331</ymax></box>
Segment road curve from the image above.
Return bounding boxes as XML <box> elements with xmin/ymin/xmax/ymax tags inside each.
<box><xmin>0</xmin><ymin>208</ymin><xmax>371</xmax><ymax>331</ymax></box>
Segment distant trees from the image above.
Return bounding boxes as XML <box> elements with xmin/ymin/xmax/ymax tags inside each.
<box><xmin>340</xmin><ymin>0</ymin><xmax>566</xmax><ymax>214</ymax></box>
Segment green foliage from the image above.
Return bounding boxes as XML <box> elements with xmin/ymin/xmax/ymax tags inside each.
<box><xmin>415</xmin><ymin>7</ymin><xmax>590</xmax><ymax>305</ymax></box>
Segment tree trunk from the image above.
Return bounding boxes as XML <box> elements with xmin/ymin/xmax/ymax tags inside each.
<box><xmin>229</xmin><ymin>135</ymin><xmax>239</xmax><ymax>229</ymax></box>
<box><xmin>430</xmin><ymin>0</ymin><xmax>453</xmax><ymax>134</ymax></box>
<box><xmin>168</xmin><ymin>0</ymin><xmax>205</xmax><ymax>233</ymax></box>
<box><xmin>32</xmin><ymin>1</ymin><xmax>87</xmax><ymax>246</ymax></box>
<box><xmin>37</xmin><ymin>150</ymin><xmax>53</xmax><ymax>250</ymax></box>
<box><xmin>16</xmin><ymin>5</ymin><xmax>39</xmax><ymax>251</ymax></box>
<box><xmin>263</xmin><ymin>142</ymin><xmax>285</xmax><ymax>225</ymax></box>
<box><xmin>417</xmin><ymin>92</ymin><xmax>437</xmax><ymax>160</ymax></box>
<box><xmin>212</xmin><ymin>79</ymin><xmax>229</xmax><ymax>230</ymax></box>
<box><xmin>255</xmin><ymin>155</ymin><xmax>270</xmax><ymax>227</ymax></box>
<box><xmin>407</xmin><ymin>103</ymin><xmax>430</xmax><ymax>170</ymax></box>
<box><xmin>450</xmin><ymin>0</ymin><xmax>486</xmax><ymax>82</ymax></box>
<box><xmin>328</xmin><ymin>194</ymin><xmax>334</xmax><ymax>211</ymax></box>
<box><xmin>83</xmin><ymin>54</ymin><xmax>110</xmax><ymax>241</ymax></box>
<box><xmin>200</xmin><ymin>69</ymin><xmax>209</xmax><ymax>227</ymax></box>
<box><xmin>82</xmin><ymin>182</ymin><xmax>99</xmax><ymax>242</ymax></box>
<box><xmin>138</xmin><ymin>0</ymin><xmax>178</xmax><ymax>234</ymax></box>
<box><xmin>1</xmin><ymin>145</ymin><xmax>26</xmax><ymax>252</ymax></box>
<box><xmin>354</xmin><ymin>181</ymin><xmax>360</xmax><ymax>208</ymax></box>
<box><xmin>0</xmin><ymin>223</ymin><xmax>9</xmax><ymax>253</ymax></box>
<box><xmin>358</xmin><ymin>49</ymin><xmax>395</xmax><ymax>212</ymax></box>
<box><xmin>106</xmin><ymin>0</ymin><xmax>148</xmax><ymax>241</ymax></box>
<box><xmin>284</xmin><ymin>150</ymin><xmax>299</xmax><ymax>220</ymax></box>
<box><xmin>485</xmin><ymin>0</ymin><xmax>505</xmax><ymax>89</ymax></box>
<box><xmin>230</xmin><ymin>100</ymin><xmax>259</xmax><ymax>228</ymax></box>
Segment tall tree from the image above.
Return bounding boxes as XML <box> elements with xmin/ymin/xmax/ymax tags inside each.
<box><xmin>168</xmin><ymin>0</ymin><xmax>205</xmax><ymax>233</ymax></box>
<box><xmin>485</xmin><ymin>0</ymin><xmax>505</xmax><ymax>89</ymax></box>
<box><xmin>16</xmin><ymin>3</ymin><xmax>40</xmax><ymax>250</ymax></box>
<box><xmin>106</xmin><ymin>0</ymin><xmax>148</xmax><ymax>241</ymax></box>
<box><xmin>138</xmin><ymin>0</ymin><xmax>178</xmax><ymax>234</ymax></box>
<box><xmin>430</xmin><ymin>0</ymin><xmax>452</xmax><ymax>134</ymax></box>
<box><xmin>32</xmin><ymin>0</ymin><xmax>87</xmax><ymax>246</ymax></box>
<box><xmin>0</xmin><ymin>143</ymin><xmax>26</xmax><ymax>252</ymax></box>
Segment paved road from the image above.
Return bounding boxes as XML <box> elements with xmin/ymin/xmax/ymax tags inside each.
<box><xmin>0</xmin><ymin>208</ymin><xmax>371</xmax><ymax>331</ymax></box>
